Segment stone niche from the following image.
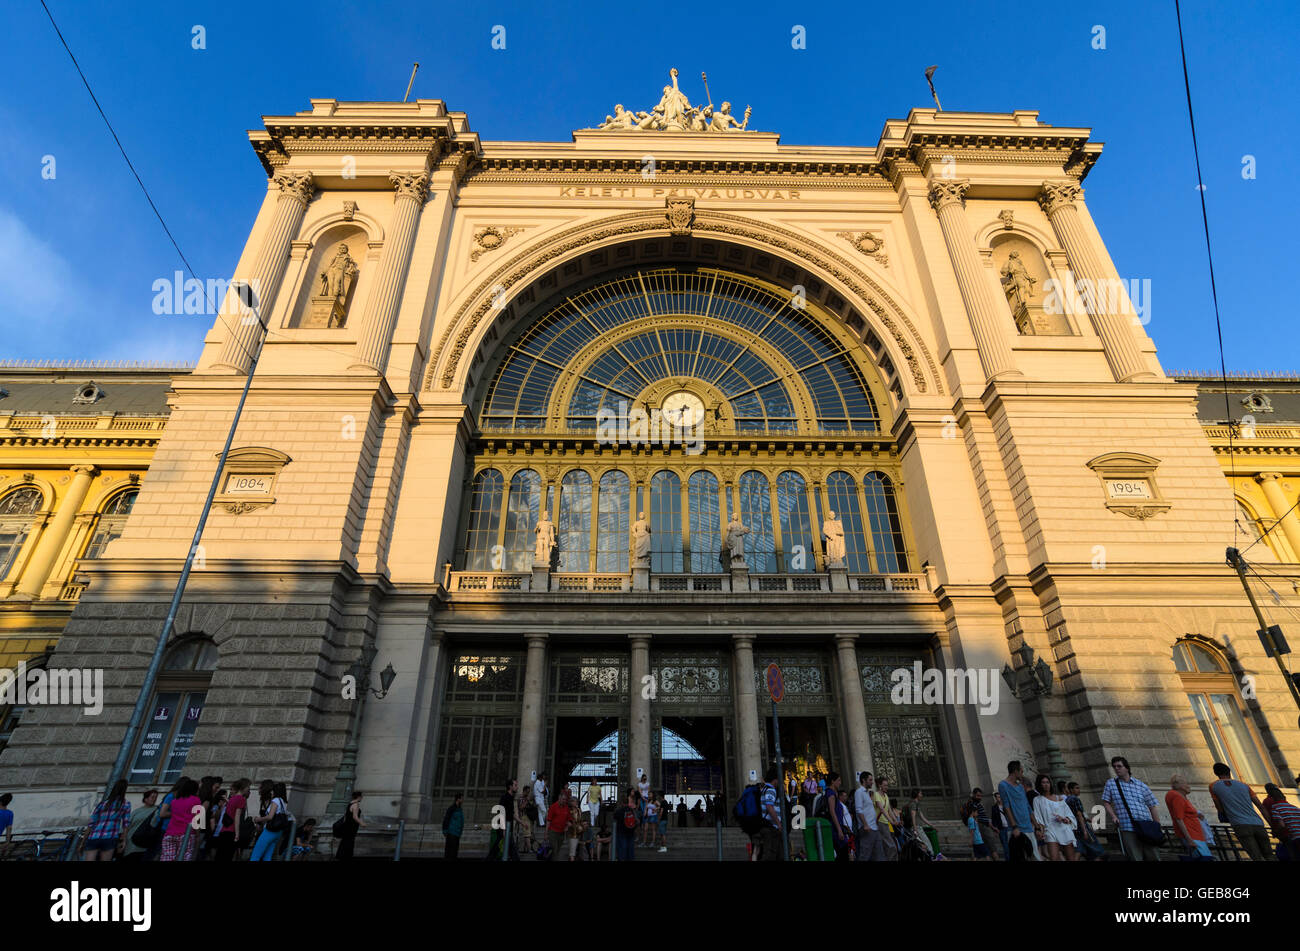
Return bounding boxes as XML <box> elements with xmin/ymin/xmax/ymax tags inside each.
<box><xmin>289</xmin><ymin>225</ymin><xmax>367</xmax><ymax>329</ymax></box>
<box><xmin>991</xmin><ymin>234</ymin><xmax>1071</xmax><ymax>336</ymax></box>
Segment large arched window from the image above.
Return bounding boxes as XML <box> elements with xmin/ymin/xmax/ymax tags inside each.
<box><xmin>649</xmin><ymin>471</ymin><xmax>683</xmax><ymax>573</ymax></box>
<box><xmin>481</xmin><ymin>269</ymin><xmax>882</xmax><ymax>434</ymax></box>
<box><xmin>464</xmin><ymin>469</ymin><xmax>504</xmax><ymax>569</ymax></box>
<box><xmin>0</xmin><ymin>486</ymin><xmax>43</xmax><ymax>580</ymax></box>
<box><xmin>1234</xmin><ymin>499</ymin><xmax>1267</xmax><ymax>548</ymax></box>
<box><xmin>826</xmin><ymin>471</ymin><xmax>870</xmax><ymax>573</ymax></box>
<box><xmin>595</xmin><ymin>471</ymin><xmax>629</xmax><ymax>572</ymax></box>
<box><xmin>557</xmin><ymin>471</ymin><xmax>592</xmax><ymax>572</ymax></box>
<box><xmin>776</xmin><ymin>471</ymin><xmax>815</xmax><ymax>572</ymax></box>
<box><xmin>502</xmin><ymin>470</ymin><xmax>542</xmax><ymax>572</ymax></box>
<box><xmin>129</xmin><ymin>635</ymin><xmax>218</xmax><ymax>785</ymax></box>
<box><xmin>688</xmin><ymin>471</ymin><xmax>721</xmax><ymax>573</ymax></box>
<box><xmin>1172</xmin><ymin>640</ymin><xmax>1271</xmax><ymax>785</ymax></box>
<box><xmin>739</xmin><ymin>471</ymin><xmax>776</xmax><ymax>573</ymax></box>
<box><xmin>82</xmin><ymin>488</ymin><xmax>138</xmax><ymax>561</ymax></box>
<box><xmin>863</xmin><ymin>472</ymin><xmax>908</xmax><ymax>573</ymax></box>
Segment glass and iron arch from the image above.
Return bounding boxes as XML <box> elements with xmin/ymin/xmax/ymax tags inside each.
<box><xmin>1171</xmin><ymin>638</ymin><xmax>1272</xmax><ymax>785</ymax></box>
<box><xmin>479</xmin><ymin>268</ymin><xmax>884</xmax><ymax>435</ymax></box>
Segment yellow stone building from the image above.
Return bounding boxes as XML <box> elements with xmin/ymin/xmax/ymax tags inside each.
<box><xmin>0</xmin><ymin>87</ymin><xmax>1296</xmax><ymax>830</ymax></box>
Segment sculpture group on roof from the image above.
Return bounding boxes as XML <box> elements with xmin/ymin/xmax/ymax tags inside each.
<box><xmin>596</xmin><ymin>68</ymin><xmax>751</xmax><ymax>133</ymax></box>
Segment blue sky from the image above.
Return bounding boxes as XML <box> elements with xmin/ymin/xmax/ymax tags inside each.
<box><xmin>2</xmin><ymin>0</ymin><xmax>1296</xmax><ymax>372</ymax></box>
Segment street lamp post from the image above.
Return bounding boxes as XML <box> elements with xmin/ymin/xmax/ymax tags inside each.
<box><xmin>1001</xmin><ymin>643</ymin><xmax>1067</xmax><ymax>779</ymax></box>
<box><xmin>328</xmin><ymin>641</ymin><xmax>396</xmax><ymax>812</ymax></box>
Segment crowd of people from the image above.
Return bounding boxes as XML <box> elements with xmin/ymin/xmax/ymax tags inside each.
<box><xmin>733</xmin><ymin>755</ymin><xmax>1300</xmax><ymax>861</ymax></box>
<box><xmin>4</xmin><ymin>753</ymin><xmax>1297</xmax><ymax>864</ymax></box>
<box><xmin>0</xmin><ymin>777</ymin><xmax>369</xmax><ymax>862</ymax></box>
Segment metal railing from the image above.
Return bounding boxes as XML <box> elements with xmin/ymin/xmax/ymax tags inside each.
<box><xmin>448</xmin><ymin>569</ymin><xmax>930</xmax><ymax>594</ymax></box>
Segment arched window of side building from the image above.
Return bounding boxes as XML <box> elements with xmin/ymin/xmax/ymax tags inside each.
<box><xmin>82</xmin><ymin>487</ymin><xmax>139</xmax><ymax>560</ymax></box>
<box><xmin>1172</xmin><ymin>638</ymin><xmax>1272</xmax><ymax>785</ymax></box>
<box><xmin>128</xmin><ymin>635</ymin><xmax>219</xmax><ymax>785</ymax></box>
<box><xmin>0</xmin><ymin>486</ymin><xmax>44</xmax><ymax>581</ymax></box>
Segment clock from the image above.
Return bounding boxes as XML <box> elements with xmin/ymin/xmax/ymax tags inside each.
<box><xmin>662</xmin><ymin>391</ymin><xmax>705</xmax><ymax>428</ymax></box>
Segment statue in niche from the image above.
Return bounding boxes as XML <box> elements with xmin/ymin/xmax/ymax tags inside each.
<box><xmin>632</xmin><ymin>512</ymin><xmax>652</xmax><ymax>567</ymax></box>
<box><xmin>999</xmin><ymin>250</ymin><xmax>1036</xmax><ymax>303</ymax></box>
<box><xmin>309</xmin><ymin>243</ymin><xmax>359</xmax><ymax>328</ymax></box>
<box><xmin>534</xmin><ymin>511</ymin><xmax>556</xmax><ymax>566</ymax></box>
<box><xmin>723</xmin><ymin>516</ymin><xmax>749</xmax><ymax>567</ymax></box>
<box><xmin>822</xmin><ymin>511</ymin><xmax>846</xmax><ymax>568</ymax></box>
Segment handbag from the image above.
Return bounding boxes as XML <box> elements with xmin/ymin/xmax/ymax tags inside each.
<box><xmin>1115</xmin><ymin>778</ymin><xmax>1164</xmax><ymax>846</ymax></box>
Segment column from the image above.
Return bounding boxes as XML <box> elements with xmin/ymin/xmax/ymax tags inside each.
<box><xmin>1256</xmin><ymin>472</ymin><xmax>1300</xmax><ymax>557</ymax></box>
<box><xmin>834</xmin><ymin>634</ymin><xmax>873</xmax><ymax>777</ymax></box>
<box><xmin>928</xmin><ymin>180</ymin><xmax>1020</xmax><ymax>381</ymax></box>
<box><xmin>732</xmin><ymin>633</ymin><xmax>762</xmax><ymax>785</ymax></box>
<box><xmin>350</xmin><ymin>171</ymin><xmax>430</xmax><ymax>373</ymax></box>
<box><xmin>628</xmin><ymin>634</ymin><xmax>652</xmax><ymax>788</ymax></box>
<box><xmin>212</xmin><ymin>170</ymin><xmax>315</xmax><ymax>373</ymax></box>
<box><xmin>515</xmin><ymin>633</ymin><xmax>548</xmax><ymax>791</ymax></box>
<box><xmin>1038</xmin><ymin>181</ymin><xmax>1154</xmax><ymax>382</ymax></box>
<box><xmin>13</xmin><ymin>465</ymin><xmax>96</xmax><ymax>600</ymax></box>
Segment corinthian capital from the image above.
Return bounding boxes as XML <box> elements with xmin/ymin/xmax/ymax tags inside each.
<box><xmin>1037</xmin><ymin>181</ymin><xmax>1083</xmax><ymax>216</ymax></box>
<box><xmin>927</xmin><ymin>179</ymin><xmax>970</xmax><ymax>212</ymax></box>
<box><xmin>270</xmin><ymin>170</ymin><xmax>316</xmax><ymax>206</ymax></box>
<box><xmin>390</xmin><ymin>170</ymin><xmax>431</xmax><ymax>203</ymax></box>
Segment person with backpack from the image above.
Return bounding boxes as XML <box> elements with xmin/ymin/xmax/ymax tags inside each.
<box><xmin>83</xmin><ymin>779</ymin><xmax>132</xmax><ymax>861</ymax></box>
<box><xmin>214</xmin><ymin>778</ymin><xmax>249</xmax><ymax>862</ymax></box>
<box><xmin>612</xmin><ymin>788</ymin><xmax>638</xmax><ymax>861</ymax></box>
<box><xmin>334</xmin><ymin>790</ymin><xmax>365</xmax><ymax>861</ymax></box>
<box><xmin>250</xmin><ymin>781</ymin><xmax>292</xmax><ymax>862</ymax></box>
<box><xmin>121</xmin><ymin>789</ymin><xmax>161</xmax><ymax>862</ymax></box>
<box><xmin>757</xmin><ymin>765</ymin><xmax>784</xmax><ymax>861</ymax></box>
<box><xmin>442</xmin><ymin>793</ymin><xmax>465</xmax><ymax>859</ymax></box>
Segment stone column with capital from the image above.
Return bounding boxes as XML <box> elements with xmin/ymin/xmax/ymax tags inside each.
<box><xmin>213</xmin><ymin>171</ymin><xmax>315</xmax><ymax>373</ymax></box>
<box><xmin>13</xmin><ymin>465</ymin><xmax>97</xmax><ymax>600</ymax></box>
<box><xmin>834</xmin><ymin>634</ymin><xmax>873</xmax><ymax>778</ymax></box>
<box><xmin>732</xmin><ymin>633</ymin><xmax>762</xmax><ymax>786</ymax></box>
<box><xmin>628</xmin><ymin>634</ymin><xmax>652</xmax><ymax>789</ymax></box>
<box><xmin>1255</xmin><ymin>472</ymin><xmax>1300</xmax><ymax>557</ymax></box>
<box><xmin>928</xmin><ymin>180</ymin><xmax>1021</xmax><ymax>381</ymax></box>
<box><xmin>350</xmin><ymin>170</ymin><xmax>430</xmax><ymax>373</ymax></box>
<box><xmin>1038</xmin><ymin>181</ymin><xmax>1154</xmax><ymax>382</ymax></box>
<box><xmin>515</xmin><ymin>633</ymin><xmax>549</xmax><ymax>792</ymax></box>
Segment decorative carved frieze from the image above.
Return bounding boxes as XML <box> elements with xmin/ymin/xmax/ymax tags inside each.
<box><xmin>836</xmin><ymin>231</ymin><xmax>888</xmax><ymax>266</ymax></box>
<box><xmin>471</xmin><ymin>226</ymin><xmax>523</xmax><ymax>263</ymax></box>
<box><xmin>665</xmin><ymin>198</ymin><xmax>695</xmax><ymax>235</ymax></box>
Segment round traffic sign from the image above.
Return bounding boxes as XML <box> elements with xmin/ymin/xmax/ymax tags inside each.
<box><xmin>766</xmin><ymin>663</ymin><xmax>784</xmax><ymax>703</ymax></box>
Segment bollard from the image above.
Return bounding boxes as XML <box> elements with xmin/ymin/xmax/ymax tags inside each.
<box><xmin>393</xmin><ymin>819</ymin><xmax>404</xmax><ymax>861</ymax></box>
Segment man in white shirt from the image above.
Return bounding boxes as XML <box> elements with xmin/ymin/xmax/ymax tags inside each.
<box><xmin>855</xmin><ymin>771</ymin><xmax>884</xmax><ymax>861</ymax></box>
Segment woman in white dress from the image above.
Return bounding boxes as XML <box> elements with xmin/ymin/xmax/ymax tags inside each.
<box><xmin>1031</xmin><ymin>773</ymin><xmax>1079</xmax><ymax>861</ymax></box>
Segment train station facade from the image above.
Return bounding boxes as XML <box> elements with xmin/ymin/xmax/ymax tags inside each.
<box><xmin>1</xmin><ymin>80</ymin><xmax>1296</xmax><ymax>825</ymax></box>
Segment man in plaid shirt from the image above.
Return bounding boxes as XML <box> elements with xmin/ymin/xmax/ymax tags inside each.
<box><xmin>1102</xmin><ymin>755</ymin><xmax>1162</xmax><ymax>861</ymax></box>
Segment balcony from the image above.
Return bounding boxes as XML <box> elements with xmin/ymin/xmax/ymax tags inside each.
<box><xmin>445</xmin><ymin>570</ymin><xmax>930</xmax><ymax>595</ymax></box>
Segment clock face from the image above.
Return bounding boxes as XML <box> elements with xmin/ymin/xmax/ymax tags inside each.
<box><xmin>663</xmin><ymin>391</ymin><xmax>705</xmax><ymax>428</ymax></box>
